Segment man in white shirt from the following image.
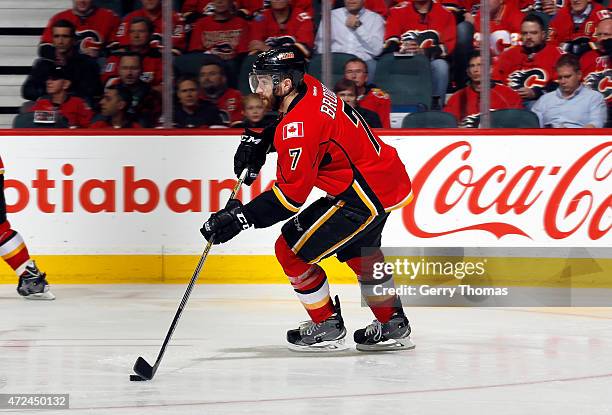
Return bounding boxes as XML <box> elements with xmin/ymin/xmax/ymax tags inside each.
<box><xmin>314</xmin><ymin>0</ymin><xmax>385</xmax><ymax>80</ymax></box>
<box><xmin>532</xmin><ymin>54</ymin><xmax>607</xmax><ymax>128</ymax></box>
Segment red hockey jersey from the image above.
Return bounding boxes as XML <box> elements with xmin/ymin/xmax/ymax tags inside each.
<box><xmin>113</xmin><ymin>9</ymin><xmax>186</xmax><ymax>52</ymax></box>
<box><xmin>444</xmin><ymin>83</ymin><xmax>523</xmax><ymax>127</ymax></box>
<box><xmin>492</xmin><ymin>43</ymin><xmax>564</xmax><ymax>92</ymax></box>
<box><xmin>201</xmin><ymin>87</ymin><xmax>243</xmax><ymax>126</ymax></box>
<box><xmin>250</xmin><ymin>8</ymin><xmax>314</xmax><ymax>56</ymax></box>
<box><xmin>548</xmin><ymin>4</ymin><xmax>609</xmax><ymax>45</ymax></box>
<box><xmin>188</xmin><ymin>14</ymin><xmax>250</xmax><ymax>58</ymax></box>
<box><xmin>358</xmin><ymin>87</ymin><xmax>392</xmax><ymax>129</ymax></box>
<box><xmin>102</xmin><ymin>50</ymin><xmax>163</xmax><ymax>87</ymax></box>
<box><xmin>473</xmin><ymin>3</ymin><xmax>524</xmax><ymax>56</ymax></box>
<box><xmin>271</xmin><ymin>74</ymin><xmax>412</xmax><ymax>213</ymax></box>
<box><xmin>40</xmin><ymin>7</ymin><xmax>120</xmax><ymax>52</ymax></box>
<box><xmin>30</xmin><ymin>95</ymin><xmax>93</xmax><ymax>128</ymax></box>
<box><xmin>384</xmin><ymin>1</ymin><xmax>457</xmax><ymax>57</ymax></box>
<box><xmin>581</xmin><ymin>50</ymin><xmax>612</xmax><ymax>105</ymax></box>
<box><xmin>236</xmin><ymin>0</ymin><xmax>313</xmax><ymax>16</ymax></box>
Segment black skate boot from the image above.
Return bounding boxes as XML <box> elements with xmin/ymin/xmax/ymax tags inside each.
<box><xmin>287</xmin><ymin>295</ymin><xmax>348</xmax><ymax>352</ymax></box>
<box><xmin>17</xmin><ymin>261</ymin><xmax>55</xmax><ymax>300</ymax></box>
<box><xmin>354</xmin><ymin>309</ymin><xmax>414</xmax><ymax>351</ymax></box>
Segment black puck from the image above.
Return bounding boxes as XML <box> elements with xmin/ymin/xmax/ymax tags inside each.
<box><xmin>130</xmin><ymin>374</ymin><xmax>146</xmax><ymax>381</ymax></box>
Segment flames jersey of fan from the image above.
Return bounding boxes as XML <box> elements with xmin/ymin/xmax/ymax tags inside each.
<box><xmin>40</xmin><ymin>6</ymin><xmax>120</xmax><ymax>54</ymax></box>
<box><xmin>493</xmin><ymin>43</ymin><xmax>564</xmax><ymax>94</ymax></box>
<box><xmin>384</xmin><ymin>1</ymin><xmax>457</xmax><ymax>57</ymax></box>
<box><xmin>444</xmin><ymin>83</ymin><xmax>523</xmax><ymax>127</ymax></box>
<box><xmin>358</xmin><ymin>87</ymin><xmax>392</xmax><ymax>129</ymax></box>
<box><xmin>188</xmin><ymin>13</ymin><xmax>250</xmax><ymax>58</ymax></box>
<box><xmin>250</xmin><ymin>7</ymin><xmax>314</xmax><ymax>56</ymax></box>
<box><xmin>113</xmin><ymin>8</ymin><xmax>186</xmax><ymax>52</ymax></box>
<box><xmin>270</xmin><ymin>74</ymin><xmax>412</xmax><ymax>214</ymax></box>
<box><xmin>30</xmin><ymin>95</ymin><xmax>93</xmax><ymax>128</ymax></box>
<box><xmin>201</xmin><ymin>88</ymin><xmax>243</xmax><ymax>126</ymax></box>
<box><xmin>473</xmin><ymin>2</ymin><xmax>524</xmax><ymax>56</ymax></box>
<box><xmin>581</xmin><ymin>50</ymin><xmax>612</xmax><ymax>104</ymax></box>
<box><xmin>548</xmin><ymin>4</ymin><xmax>609</xmax><ymax>46</ymax></box>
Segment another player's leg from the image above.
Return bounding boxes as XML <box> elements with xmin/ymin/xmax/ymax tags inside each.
<box><xmin>0</xmin><ymin>173</ymin><xmax>54</xmax><ymax>300</ymax></box>
<box><xmin>275</xmin><ymin>235</ymin><xmax>347</xmax><ymax>352</ymax></box>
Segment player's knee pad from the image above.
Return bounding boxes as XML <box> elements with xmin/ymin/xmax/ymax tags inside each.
<box><xmin>346</xmin><ymin>249</ymin><xmax>387</xmax><ymax>283</ymax></box>
<box><xmin>275</xmin><ymin>235</ymin><xmax>312</xmax><ymax>278</ymax></box>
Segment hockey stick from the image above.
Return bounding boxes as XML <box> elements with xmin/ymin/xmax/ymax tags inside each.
<box><xmin>131</xmin><ymin>169</ymin><xmax>248</xmax><ymax>381</ymax></box>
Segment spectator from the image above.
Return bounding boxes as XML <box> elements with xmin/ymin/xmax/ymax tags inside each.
<box><xmin>234</xmin><ymin>93</ymin><xmax>278</xmax><ymax>128</ymax></box>
<box><xmin>29</xmin><ymin>66</ymin><xmax>93</xmax><ymax>128</ymax></box>
<box><xmin>23</xmin><ymin>20</ymin><xmax>102</xmax><ymax>104</ymax></box>
<box><xmin>473</xmin><ymin>0</ymin><xmax>524</xmax><ymax>58</ymax></box>
<box><xmin>103</xmin><ymin>17</ymin><xmax>163</xmax><ymax>90</ymax></box>
<box><xmin>248</xmin><ymin>0</ymin><xmax>315</xmax><ymax>57</ymax></box>
<box><xmin>174</xmin><ymin>76</ymin><xmax>224</xmax><ymax>128</ymax></box>
<box><xmin>581</xmin><ymin>17</ymin><xmax>612</xmax><ymax>127</ymax></box>
<box><xmin>384</xmin><ymin>0</ymin><xmax>457</xmax><ymax>109</ymax></box>
<box><xmin>548</xmin><ymin>0</ymin><xmax>609</xmax><ymax>57</ymax></box>
<box><xmin>493</xmin><ymin>13</ymin><xmax>564</xmax><ymax>108</ymax></box>
<box><xmin>188</xmin><ymin>0</ymin><xmax>250</xmax><ymax>62</ymax></box>
<box><xmin>334</xmin><ymin>79</ymin><xmax>383</xmax><ymax>128</ymax></box>
<box><xmin>236</xmin><ymin>0</ymin><xmax>314</xmax><ymax>18</ymax></box>
<box><xmin>113</xmin><ymin>0</ymin><xmax>186</xmax><ymax>53</ymax></box>
<box><xmin>445</xmin><ymin>51</ymin><xmax>523</xmax><ymax>127</ymax></box>
<box><xmin>39</xmin><ymin>0</ymin><xmax>120</xmax><ymax>59</ymax></box>
<box><xmin>108</xmin><ymin>53</ymin><xmax>162</xmax><ymax>127</ymax></box>
<box><xmin>531</xmin><ymin>54</ymin><xmax>607</xmax><ymax>127</ymax></box>
<box><xmin>315</xmin><ymin>0</ymin><xmax>384</xmax><ymax>78</ymax></box>
<box><xmin>199</xmin><ymin>62</ymin><xmax>243</xmax><ymax>126</ymax></box>
<box><xmin>91</xmin><ymin>85</ymin><xmax>141</xmax><ymax>128</ymax></box>
<box><xmin>343</xmin><ymin>57</ymin><xmax>392</xmax><ymax>128</ymax></box>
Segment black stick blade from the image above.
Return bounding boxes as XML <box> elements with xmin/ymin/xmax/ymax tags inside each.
<box><xmin>133</xmin><ymin>356</ymin><xmax>154</xmax><ymax>380</ymax></box>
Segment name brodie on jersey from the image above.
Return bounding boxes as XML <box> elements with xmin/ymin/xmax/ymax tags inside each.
<box><xmin>319</xmin><ymin>84</ymin><xmax>338</xmax><ymax>119</ymax></box>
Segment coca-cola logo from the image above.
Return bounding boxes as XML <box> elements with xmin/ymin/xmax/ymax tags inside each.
<box><xmin>403</xmin><ymin>141</ymin><xmax>612</xmax><ymax>240</ymax></box>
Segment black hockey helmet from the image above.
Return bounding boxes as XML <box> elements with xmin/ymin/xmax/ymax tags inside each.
<box><xmin>249</xmin><ymin>45</ymin><xmax>307</xmax><ymax>93</ymax></box>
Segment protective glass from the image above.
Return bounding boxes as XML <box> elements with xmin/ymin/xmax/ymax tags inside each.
<box><xmin>248</xmin><ymin>73</ymin><xmax>275</xmax><ymax>94</ymax></box>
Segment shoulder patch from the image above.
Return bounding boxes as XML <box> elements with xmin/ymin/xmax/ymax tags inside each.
<box><xmin>370</xmin><ymin>88</ymin><xmax>390</xmax><ymax>99</ymax></box>
<box><xmin>391</xmin><ymin>1</ymin><xmax>409</xmax><ymax>9</ymax></box>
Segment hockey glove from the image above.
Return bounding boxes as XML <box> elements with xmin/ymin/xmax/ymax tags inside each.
<box><xmin>200</xmin><ymin>199</ymin><xmax>251</xmax><ymax>244</ymax></box>
<box><xmin>234</xmin><ymin>127</ymin><xmax>273</xmax><ymax>185</ymax></box>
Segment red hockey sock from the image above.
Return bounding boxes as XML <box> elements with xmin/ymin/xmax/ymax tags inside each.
<box><xmin>347</xmin><ymin>253</ymin><xmax>401</xmax><ymax>324</ymax></box>
<box><xmin>275</xmin><ymin>235</ymin><xmax>334</xmax><ymax>323</ymax></box>
<box><xmin>0</xmin><ymin>228</ymin><xmax>32</xmax><ymax>276</ymax></box>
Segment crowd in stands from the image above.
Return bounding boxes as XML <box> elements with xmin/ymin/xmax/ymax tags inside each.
<box><xmin>14</xmin><ymin>0</ymin><xmax>612</xmax><ymax>129</ymax></box>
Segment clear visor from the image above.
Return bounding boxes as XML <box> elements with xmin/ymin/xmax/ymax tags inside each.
<box><xmin>248</xmin><ymin>73</ymin><xmax>275</xmax><ymax>93</ymax></box>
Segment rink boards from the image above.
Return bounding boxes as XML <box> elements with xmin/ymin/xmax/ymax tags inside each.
<box><xmin>0</xmin><ymin>129</ymin><xmax>610</xmax><ymax>285</ymax></box>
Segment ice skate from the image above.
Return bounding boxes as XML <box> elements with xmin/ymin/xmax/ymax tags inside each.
<box><xmin>287</xmin><ymin>295</ymin><xmax>348</xmax><ymax>352</ymax></box>
<box><xmin>354</xmin><ymin>309</ymin><xmax>414</xmax><ymax>352</ymax></box>
<box><xmin>16</xmin><ymin>261</ymin><xmax>55</xmax><ymax>300</ymax></box>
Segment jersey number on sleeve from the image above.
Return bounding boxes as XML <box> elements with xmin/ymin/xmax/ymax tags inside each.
<box><xmin>342</xmin><ymin>102</ymin><xmax>381</xmax><ymax>155</ymax></box>
<box><xmin>289</xmin><ymin>148</ymin><xmax>302</xmax><ymax>170</ymax></box>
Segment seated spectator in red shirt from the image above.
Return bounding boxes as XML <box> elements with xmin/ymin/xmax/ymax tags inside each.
<box><xmin>23</xmin><ymin>19</ymin><xmax>102</xmax><ymax>104</ymax></box>
<box><xmin>233</xmin><ymin>93</ymin><xmax>278</xmax><ymax>128</ymax></box>
<box><xmin>334</xmin><ymin>79</ymin><xmax>383</xmax><ymax>128</ymax></box>
<box><xmin>188</xmin><ymin>0</ymin><xmax>250</xmax><ymax>62</ymax></box>
<box><xmin>248</xmin><ymin>0</ymin><xmax>314</xmax><ymax>57</ymax></box>
<box><xmin>174</xmin><ymin>76</ymin><xmax>225</xmax><ymax>128</ymax></box>
<box><xmin>445</xmin><ymin>51</ymin><xmax>523</xmax><ymax>127</ymax></box>
<box><xmin>343</xmin><ymin>57</ymin><xmax>392</xmax><ymax>128</ymax></box>
<box><xmin>113</xmin><ymin>0</ymin><xmax>186</xmax><ymax>53</ymax></box>
<box><xmin>548</xmin><ymin>0</ymin><xmax>610</xmax><ymax>57</ymax></box>
<box><xmin>30</xmin><ymin>66</ymin><xmax>93</xmax><ymax>128</ymax></box>
<box><xmin>493</xmin><ymin>13</ymin><xmax>564</xmax><ymax>107</ymax></box>
<box><xmin>103</xmin><ymin>17</ymin><xmax>163</xmax><ymax>91</ymax></box>
<box><xmin>91</xmin><ymin>85</ymin><xmax>141</xmax><ymax>128</ymax></box>
<box><xmin>199</xmin><ymin>62</ymin><xmax>243</xmax><ymax>126</ymax></box>
<box><xmin>473</xmin><ymin>0</ymin><xmax>524</xmax><ymax>58</ymax></box>
<box><xmin>39</xmin><ymin>0</ymin><xmax>120</xmax><ymax>59</ymax></box>
<box><xmin>106</xmin><ymin>53</ymin><xmax>162</xmax><ymax>127</ymax></box>
<box><xmin>581</xmin><ymin>17</ymin><xmax>612</xmax><ymax>127</ymax></box>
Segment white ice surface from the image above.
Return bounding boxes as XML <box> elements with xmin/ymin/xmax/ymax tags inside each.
<box><xmin>1</xmin><ymin>284</ymin><xmax>611</xmax><ymax>414</ymax></box>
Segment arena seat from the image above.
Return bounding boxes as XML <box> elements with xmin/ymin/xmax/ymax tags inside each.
<box><xmin>307</xmin><ymin>52</ymin><xmax>359</xmax><ymax>88</ymax></box>
<box><xmin>374</xmin><ymin>53</ymin><xmax>432</xmax><ymax>109</ymax></box>
<box><xmin>173</xmin><ymin>52</ymin><xmax>223</xmax><ymax>77</ymax></box>
<box><xmin>401</xmin><ymin>110</ymin><xmax>458</xmax><ymax>128</ymax></box>
<box><xmin>490</xmin><ymin>109</ymin><xmax>540</xmax><ymax>128</ymax></box>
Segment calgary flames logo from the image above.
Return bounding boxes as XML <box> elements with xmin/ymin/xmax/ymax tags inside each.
<box><xmin>508</xmin><ymin>68</ymin><xmax>548</xmax><ymax>90</ymax></box>
<box><xmin>460</xmin><ymin>114</ymin><xmax>481</xmax><ymax>128</ymax></box>
<box><xmin>584</xmin><ymin>70</ymin><xmax>612</xmax><ymax>101</ymax></box>
<box><xmin>400</xmin><ymin>30</ymin><xmax>441</xmax><ymax>49</ymax></box>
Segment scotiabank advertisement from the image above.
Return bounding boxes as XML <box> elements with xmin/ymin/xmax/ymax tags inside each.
<box><xmin>1</xmin><ymin>132</ymin><xmax>610</xmax><ymax>255</ymax></box>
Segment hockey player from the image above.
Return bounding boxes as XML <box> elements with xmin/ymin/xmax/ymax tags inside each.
<box><xmin>0</xmin><ymin>157</ymin><xmax>54</xmax><ymax>300</ymax></box>
<box><xmin>201</xmin><ymin>46</ymin><xmax>414</xmax><ymax>352</ymax></box>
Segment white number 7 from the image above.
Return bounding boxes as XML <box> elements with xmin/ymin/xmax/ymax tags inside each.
<box><xmin>289</xmin><ymin>148</ymin><xmax>302</xmax><ymax>170</ymax></box>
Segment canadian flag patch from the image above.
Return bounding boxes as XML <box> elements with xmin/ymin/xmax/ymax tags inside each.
<box><xmin>282</xmin><ymin>122</ymin><xmax>304</xmax><ymax>139</ymax></box>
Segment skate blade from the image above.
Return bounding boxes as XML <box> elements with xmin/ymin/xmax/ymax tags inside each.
<box><xmin>288</xmin><ymin>338</ymin><xmax>349</xmax><ymax>353</ymax></box>
<box><xmin>356</xmin><ymin>337</ymin><xmax>415</xmax><ymax>352</ymax></box>
<box><xmin>24</xmin><ymin>291</ymin><xmax>56</xmax><ymax>300</ymax></box>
